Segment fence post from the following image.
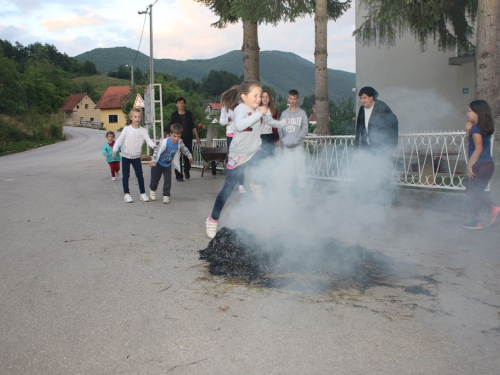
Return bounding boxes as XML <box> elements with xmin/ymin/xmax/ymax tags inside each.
<box><xmin>205</xmin><ymin>124</ymin><xmax>219</xmax><ymax>175</ymax></box>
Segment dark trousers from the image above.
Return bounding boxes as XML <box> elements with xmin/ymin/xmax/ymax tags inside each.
<box><xmin>150</xmin><ymin>164</ymin><xmax>172</xmax><ymax>196</ymax></box>
<box><xmin>260</xmin><ymin>133</ymin><xmax>275</xmax><ymax>156</ymax></box>
<box><xmin>121</xmin><ymin>157</ymin><xmax>145</xmax><ymax>194</ymax></box>
<box><xmin>211</xmin><ymin>149</ymin><xmax>271</xmax><ymax>220</ymax></box>
<box><xmin>108</xmin><ymin>161</ymin><xmax>120</xmax><ymax>177</ymax></box>
<box><xmin>175</xmin><ymin>141</ymin><xmax>192</xmax><ymax>178</ymax></box>
<box><xmin>466</xmin><ymin>162</ymin><xmax>495</xmax><ymax>220</ymax></box>
<box><xmin>226</xmin><ymin>136</ymin><xmax>244</xmax><ymax>185</ymax></box>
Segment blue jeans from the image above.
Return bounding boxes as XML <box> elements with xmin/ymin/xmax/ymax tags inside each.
<box><xmin>210</xmin><ymin>149</ymin><xmax>271</xmax><ymax>220</ymax></box>
<box><xmin>121</xmin><ymin>157</ymin><xmax>145</xmax><ymax>194</ymax></box>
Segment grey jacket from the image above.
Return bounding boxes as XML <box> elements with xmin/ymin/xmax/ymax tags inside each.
<box><xmin>151</xmin><ymin>138</ymin><xmax>192</xmax><ymax>172</ymax></box>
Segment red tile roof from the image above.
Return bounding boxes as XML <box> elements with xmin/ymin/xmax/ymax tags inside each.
<box><xmin>61</xmin><ymin>93</ymin><xmax>88</xmax><ymax>111</ymax></box>
<box><xmin>309</xmin><ymin>112</ymin><xmax>317</xmax><ymax>122</ymax></box>
<box><xmin>208</xmin><ymin>103</ymin><xmax>222</xmax><ymax>110</ymax></box>
<box><xmin>96</xmin><ymin>86</ymin><xmax>131</xmax><ymax>109</ymax></box>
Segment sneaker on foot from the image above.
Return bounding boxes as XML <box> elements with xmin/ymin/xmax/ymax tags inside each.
<box><xmin>112</xmin><ymin>177</ymin><xmax>116</xmax><ymax>181</ymax></box>
<box><xmin>238</xmin><ymin>185</ymin><xmax>246</xmax><ymax>193</ymax></box>
<box><xmin>462</xmin><ymin>219</ymin><xmax>483</xmax><ymax>230</ymax></box>
<box><xmin>150</xmin><ymin>190</ymin><xmax>156</xmax><ymax>201</ymax></box>
<box><xmin>185</xmin><ymin>171</ymin><xmax>190</xmax><ymax>180</ymax></box>
<box><xmin>490</xmin><ymin>206</ymin><xmax>500</xmax><ymax>227</ymax></box>
<box><xmin>205</xmin><ymin>216</ymin><xmax>218</xmax><ymax>239</ymax></box>
<box><xmin>140</xmin><ymin>193</ymin><xmax>150</xmax><ymax>202</ymax></box>
<box><xmin>116</xmin><ymin>171</ymin><xmax>119</xmax><ymax>177</ymax></box>
<box><xmin>163</xmin><ymin>196</ymin><xmax>170</xmax><ymax>204</ymax></box>
<box><xmin>124</xmin><ymin>194</ymin><xmax>133</xmax><ymax>203</ymax></box>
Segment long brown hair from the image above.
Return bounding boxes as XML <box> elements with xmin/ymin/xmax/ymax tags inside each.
<box><xmin>261</xmin><ymin>89</ymin><xmax>278</xmax><ymax>118</ymax></box>
<box><xmin>220</xmin><ymin>85</ymin><xmax>240</xmax><ymax>111</ymax></box>
<box><xmin>470</xmin><ymin>100</ymin><xmax>494</xmax><ymax>136</ymax></box>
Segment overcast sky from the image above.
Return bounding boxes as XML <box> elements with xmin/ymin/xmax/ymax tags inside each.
<box><xmin>1</xmin><ymin>0</ymin><xmax>356</xmax><ymax>73</ymax></box>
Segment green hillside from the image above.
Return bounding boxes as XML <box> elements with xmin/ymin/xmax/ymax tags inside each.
<box><xmin>74</xmin><ymin>47</ymin><xmax>355</xmax><ymax>101</ymax></box>
<box><xmin>72</xmin><ymin>75</ymin><xmax>130</xmax><ymax>94</ymax></box>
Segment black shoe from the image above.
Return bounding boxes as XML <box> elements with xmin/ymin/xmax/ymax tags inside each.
<box><xmin>184</xmin><ymin>171</ymin><xmax>190</xmax><ymax>180</ymax></box>
<box><xmin>176</xmin><ymin>176</ymin><xmax>184</xmax><ymax>182</ymax></box>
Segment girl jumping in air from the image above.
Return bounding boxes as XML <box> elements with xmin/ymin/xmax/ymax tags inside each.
<box><xmin>113</xmin><ymin>108</ymin><xmax>157</xmax><ymax>203</ymax></box>
<box><xmin>462</xmin><ymin>99</ymin><xmax>499</xmax><ymax>229</ymax></box>
<box><xmin>205</xmin><ymin>80</ymin><xmax>288</xmax><ymax>239</ymax></box>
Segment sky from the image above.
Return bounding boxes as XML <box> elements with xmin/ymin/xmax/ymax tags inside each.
<box><xmin>1</xmin><ymin>0</ymin><xmax>356</xmax><ymax>73</ymax></box>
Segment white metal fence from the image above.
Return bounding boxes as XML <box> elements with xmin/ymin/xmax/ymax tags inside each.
<box><xmin>193</xmin><ymin>131</ymin><xmax>475</xmax><ymax>191</ymax></box>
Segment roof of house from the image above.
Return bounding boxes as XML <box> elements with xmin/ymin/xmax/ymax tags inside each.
<box><xmin>309</xmin><ymin>112</ymin><xmax>317</xmax><ymax>122</ymax></box>
<box><xmin>95</xmin><ymin>86</ymin><xmax>131</xmax><ymax>109</ymax></box>
<box><xmin>208</xmin><ymin>103</ymin><xmax>222</xmax><ymax>110</ymax></box>
<box><xmin>61</xmin><ymin>93</ymin><xmax>88</xmax><ymax>111</ymax></box>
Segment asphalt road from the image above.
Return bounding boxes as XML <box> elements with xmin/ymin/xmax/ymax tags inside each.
<box><xmin>1</xmin><ymin>126</ymin><xmax>499</xmax><ymax>374</ymax></box>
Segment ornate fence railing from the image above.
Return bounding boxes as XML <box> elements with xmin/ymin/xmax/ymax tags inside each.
<box><xmin>193</xmin><ymin>131</ymin><xmax>477</xmax><ymax>191</ymax></box>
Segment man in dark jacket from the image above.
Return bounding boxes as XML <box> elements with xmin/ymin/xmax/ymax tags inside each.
<box><xmin>354</xmin><ymin>87</ymin><xmax>399</xmax><ymax>203</ymax></box>
<box><xmin>168</xmin><ymin>97</ymin><xmax>201</xmax><ymax>181</ymax></box>
<box><xmin>354</xmin><ymin>86</ymin><xmax>398</xmax><ymax>154</ymax></box>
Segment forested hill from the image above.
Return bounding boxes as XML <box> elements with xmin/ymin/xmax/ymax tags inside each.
<box><xmin>74</xmin><ymin>47</ymin><xmax>355</xmax><ymax>102</ymax></box>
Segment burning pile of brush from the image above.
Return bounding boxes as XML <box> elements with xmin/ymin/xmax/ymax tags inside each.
<box><xmin>199</xmin><ymin>227</ymin><xmax>392</xmax><ymax>292</ymax></box>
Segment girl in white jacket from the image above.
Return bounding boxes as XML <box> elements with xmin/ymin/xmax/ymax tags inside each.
<box><xmin>113</xmin><ymin>108</ymin><xmax>157</xmax><ymax>203</ymax></box>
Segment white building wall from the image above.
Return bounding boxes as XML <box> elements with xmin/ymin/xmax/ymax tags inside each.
<box><xmin>355</xmin><ymin>1</ymin><xmax>475</xmax><ymax>133</ymax></box>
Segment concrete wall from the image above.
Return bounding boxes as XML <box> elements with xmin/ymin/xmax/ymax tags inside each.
<box><xmin>355</xmin><ymin>1</ymin><xmax>476</xmax><ymax>133</ymax></box>
<box><xmin>100</xmin><ymin>109</ymin><xmax>128</xmax><ymax>131</ymax></box>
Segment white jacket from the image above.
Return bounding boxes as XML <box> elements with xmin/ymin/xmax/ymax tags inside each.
<box><xmin>151</xmin><ymin>138</ymin><xmax>192</xmax><ymax>172</ymax></box>
<box><xmin>219</xmin><ymin>106</ymin><xmax>235</xmax><ymax>136</ymax></box>
<box><xmin>113</xmin><ymin>125</ymin><xmax>156</xmax><ymax>158</ymax></box>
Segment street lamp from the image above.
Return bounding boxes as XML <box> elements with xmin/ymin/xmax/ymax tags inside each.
<box><xmin>125</xmin><ymin>63</ymin><xmax>134</xmax><ymax>89</ymax></box>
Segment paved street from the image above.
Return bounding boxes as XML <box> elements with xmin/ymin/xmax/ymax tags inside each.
<box><xmin>1</xmin><ymin>126</ymin><xmax>499</xmax><ymax>374</ymax></box>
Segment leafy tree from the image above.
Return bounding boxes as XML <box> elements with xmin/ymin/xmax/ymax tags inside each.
<box><xmin>23</xmin><ymin>57</ymin><xmax>72</xmax><ymax>113</ymax></box>
<box><xmin>329</xmin><ymin>96</ymin><xmax>355</xmax><ymax>135</ymax></box>
<box><xmin>81</xmin><ymin>60</ymin><xmax>98</xmax><ymax>76</ymax></box>
<box><xmin>200</xmin><ymin>70</ymin><xmax>240</xmax><ymax>98</ymax></box>
<box><xmin>353</xmin><ymin>0</ymin><xmax>500</xmax><ymax>118</ymax></box>
<box><xmin>178</xmin><ymin>77</ymin><xmax>200</xmax><ymax>93</ymax></box>
<box><xmin>0</xmin><ymin>56</ymin><xmax>25</xmax><ymax>114</ymax></box>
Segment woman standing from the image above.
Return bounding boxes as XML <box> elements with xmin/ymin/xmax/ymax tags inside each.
<box><xmin>260</xmin><ymin>89</ymin><xmax>279</xmax><ymax>156</ymax></box>
<box><xmin>463</xmin><ymin>100</ymin><xmax>500</xmax><ymax>229</ymax></box>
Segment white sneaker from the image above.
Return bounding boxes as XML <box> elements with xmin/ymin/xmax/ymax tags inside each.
<box><xmin>205</xmin><ymin>217</ymin><xmax>218</xmax><ymax>239</ymax></box>
<box><xmin>112</xmin><ymin>177</ymin><xmax>116</xmax><ymax>181</ymax></box>
<box><xmin>116</xmin><ymin>171</ymin><xmax>119</xmax><ymax>177</ymax></box>
<box><xmin>140</xmin><ymin>193</ymin><xmax>150</xmax><ymax>202</ymax></box>
<box><xmin>124</xmin><ymin>194</ymin><xmax>133</xmax><ymax>203</ymax></box>
<box><xmin>163</xmin><ymin>196</ymin><xmax>170</xmax><ymax>204</ymax></box>
<box><xmin>238</xmin><ymin>185</ymin><xmax>246</xmax><ymax>193</ymax></box>
<box><xmin>150</xmin><ymin>190</ymin><xmax>156</xmax><ymax>201</ymax></box>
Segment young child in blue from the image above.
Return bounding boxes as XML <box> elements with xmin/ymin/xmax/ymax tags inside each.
<box><xmin>102</xmin><ymin>131</ymin><xmax>121</xmax><ymax>181</ymax></box>
<box><xmin>149</xmin><ymin>124</ymin><xmax>193</xmax><ymax>204</ymax></box>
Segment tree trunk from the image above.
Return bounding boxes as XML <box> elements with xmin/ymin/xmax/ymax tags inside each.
<box><xmin>242</xmin><ymin>21</ymin><xmax>260</xmax><ymax>81</ymax></box>
<box><xmin>475</xmin><ymin>0</ymin><xmax>500</xmax><ymax>119</ymax></box>
<box><xmin>476</xmin><ymin>0</ymin><xmax>500</xmax><ymax>203</ymax></box>
<box><xmin>314</xmin><ymin>0</ymin><xmax>330</xmax><ymax>135</ymax></box>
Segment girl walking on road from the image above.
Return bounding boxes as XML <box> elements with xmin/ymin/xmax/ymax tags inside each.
<box><xmin>462</xmin><ymin>100</ymin><xmax>500</xmax><ymax>229</ymax></box>
<box><xmin>102</xmin><ymin>131</ymin><xmax>121</xmax><ymax>181</ymax></box>
<box><xmin>113</xmin><ymin>108</ymin><xmax>157</xmax><ymax>203</ymax></box>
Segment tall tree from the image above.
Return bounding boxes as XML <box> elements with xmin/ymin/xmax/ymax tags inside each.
<box><xmin>353</xmin><ymin>0</ymin><xmax>500</xmax><ymax>119</ymax></box>
<box><xmin>315</xmin><ymin>0</ymin><xmax>329</xmax><ymax>134</ymax></box>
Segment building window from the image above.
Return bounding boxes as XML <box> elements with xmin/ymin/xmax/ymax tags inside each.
<box><xmin>90</xmin><ymin>118</ymin><xmax>94</xmax><ymax>121</ymax></box>
<box><xmin>109</xmin><ymin>115</ymin><xmax>118</xmax><ymax>123</ymax></box>
<box><xmin>85</xmin><ymin>104</ymin><xmax>89</xmax><ymax>109</ymax></box>
<box><xmin>76</xmin><ymin>105</ymin><xmax>79</xmax><ymax>109</ymax></box>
